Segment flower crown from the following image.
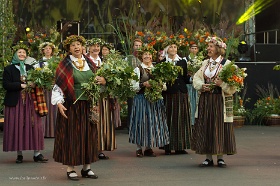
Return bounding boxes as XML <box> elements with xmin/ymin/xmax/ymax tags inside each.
<box><xmin>102</xmin><ymin>42</ymin><xmax>114</xmax><ymax>50</ymax></box>
<box><xmin>12</xmin><ymin>42</ymin><xmax>29</xmax><ymax>55</ymax></box>
<box><xmin>63</xmin><ymin>35</ymin><xmax>86</xmax><ymax>50</ymax></box>
<box><xmin>86</xmin><ymin>38</ymin><xmax>105</xmax><ymax>46</ymax></box>
<box><xmin>205</xmin><ymin>36</ymin><xmax>227</xmax><ymax>49</ymax></box>
<box><xmin>162</xmin><ymin>35</ymin><xmax>182</xmax><ymax>49</ymax></box>
<box><xmin>38</xmin><ymin>42</ymin><xmax>59</xmax><ymax>56</ymax></box>
<box><xmin>137</xmin><ymin>44</ymin><xmax>157</xmax><ymax>56</ymax></box>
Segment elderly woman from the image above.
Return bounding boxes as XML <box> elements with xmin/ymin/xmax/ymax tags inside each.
<box><xmin>129</xmin><ymin>45</ymin><xmax>170</xmax><ymax>157</ymax></box>
<box><xmin>34</xmin><ymin>42</ymin><xmax>59</xmax><ymax>137</ymax></box>
<box><xmin>2</xmin><ymin>43</ymin><xmax>48</xmax><ymax>163</ymax></box>
<box><xmin>192</xmin><ymin>36</ymin><xmax>237</xmax><ymax>168</ymax></box>
<box><xmin>51</xmin><ymin>35</ymin><xmax>106</xmax><ymax>180</ymax></box>
<box><xmin>161</xmin><ymin>41</ymin><xmax>192</xmax><ymax>155</ymax></box>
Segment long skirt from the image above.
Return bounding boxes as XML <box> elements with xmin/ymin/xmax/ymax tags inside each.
<box><xmin>3</xmin><ymin>93</ymin><xmax>44</xmax><ymax>151</ymax></box>
<box><xmin>186</xmin><ymin>84</ymin><xmax>198</xmax><ymax>126</ymax></box>
<box><xmin>129</xmin><ymin>94</ymin><xmax>169</xmax><ymax>147</ymax></box>
<box><xmin>191</xmin><ymin>91</ymin><xmax>236</xmax><ymax>155</ymax></box>
<box><xmin>163</xmin><ymin>92</ymin><xmax>192</xmax><ymax>151</ymax></box>
<box><xmin>42</xmin><ymin>90</ymin><xmax>57</xmax><ymax>137</ymax></box>
<box><xmin>53</xmin><ymin>100</ymin><xmax>98</xmax><ymax>166</ymax></box>
<box><xmin>98</xmin><ymin>97</ymin><xmax>120</xmax><ymax>151</ymax></box>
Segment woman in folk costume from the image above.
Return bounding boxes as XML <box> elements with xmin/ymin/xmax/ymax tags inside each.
<box><xmin>34</xmin><ymin>42</ymin><xmax>59</xmax><ymax>137</ymax></box>
<box><xmin>129</xmin><ymin>45</ymin><xmax>169</xmax><ymax>157</ymax></box>
<box><xmin>160</xmin><ymin>40</ymin><xmax>192</xmax><ymax>155</ymax></box>
<box><xmin>97</xmin><ymin>43</ymin><xmax>121</xmax><ymax>159</ymax></box>
<box><xmin>51</xmin><ymin>35</ymin><xmax>106</xmax><ymax>180</ymax></box>
<box><xmin>2</xmin><ymin>43</ymin><xmax>48</xmax><ymax>163</ymax></box>
<box><xmin>192</xmin><ymin>36</ymin><xmax>237</xmax><ymax>167</ymax></box>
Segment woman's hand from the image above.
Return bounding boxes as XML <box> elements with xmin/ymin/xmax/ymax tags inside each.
<box><xmin>95</xmin><ymin>76</ymin><xmax>106</xmax><ymax>85</ymax></box>
<box><xmin>143</xmin><ymin>81</ymin><xmax>151</xmax><ymax>88</ymax></box>
<box><xmin>57</xmin><ymin>103</ymin><xmax>68</xmax><ymax>119</ymax></box>
<box><xmin>214</xmin><ymin>77</ymin><xmax>223</xmax><ymax>86</ymax></box>
<box><xmin>201</xmin><ymin>84</ymin><xmax>211</xmax><ymax>92</ymax></box>
<box><xmin>21</xmin><ymin>84</ymin><xmax>27</xmax><ymax>89</ymax></box>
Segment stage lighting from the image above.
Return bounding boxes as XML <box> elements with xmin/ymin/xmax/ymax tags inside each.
<box><xmin>25</xmin><ymin>27</ymin><xmax>31</xmax><ymax>32</ymax></box>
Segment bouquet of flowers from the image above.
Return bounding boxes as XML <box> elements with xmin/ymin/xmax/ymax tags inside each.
<box><xmin>187</xmin><ymin>51</ymin><xmax>204</xmax><ymax>75</ymax></box>
<box><xmin>26</xmin><ymin>66</ymin><xmax>54</xmax><ymax>91</ymax></box>
<box><xmin>218</xmin><ymin>62</ymin><xmax>247</xmax><ymax>92</ymax></box>
<box><xmin>96</xmin><ymin>50</ymin><xmax>138</xmax><ymax>102</ymax></box>
<box><xmin>144</xmin><ymin>62</ymin><xmax>183</xmax><ymax>102</ymax></box>
<box><xmin>74</xmin><ymin>75</ymin><xmax>101</xmax><ymax>106</ymax></box>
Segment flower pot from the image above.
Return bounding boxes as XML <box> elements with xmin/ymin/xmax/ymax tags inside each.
<box><xmin>264</xmin><ymin>115</ymin><xmax>280</xmax><ymax>126</ymax></box>
<box><xmin>233</xmin><ymin>116</ymin><xmax>245</xmax><ymax>128</ymax></box>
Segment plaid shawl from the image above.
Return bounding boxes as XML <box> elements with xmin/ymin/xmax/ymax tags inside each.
<box><xmin>55</xmin><ymin>54</ymin><xmax>97</xmax><ymax>102</ymax></box>
<box><xmin>31</xmin><ymin>87</ymin><xmax>48</xmax><ymax>117</ymax></box>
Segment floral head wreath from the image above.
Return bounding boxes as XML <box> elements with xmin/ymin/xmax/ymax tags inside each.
<box><xmin>38</xmin><ymin>42</ymin><xmax>59</xmax><ymax>56</ymax></box>
<box><xmin>86</xmin><ymin>38</ymin><xmax>105</xmax><ymax>46</ymax></box>
<box><xmin>63</xmin><ymin>35</ymin><xmax>86</xmax><ymax>50</ymax></box>
<box><xmin>102</xmin><ymin>42</ymin><xmax>114</xmax><ymax>50</ymax></box>
<box><xmin>12</xmin><ymin>42</ymin><xmax>29</xmax><ymax>55</ymax></box>
<box><xmin>162</xmin><ymin>35</ymin><xmax>181</xmax><ymax>49</ymax></box>
<box><xmin>138</xmin><ymin>44</ymin><xmax>157</xmax><ymax>56</ymax></box>
<box><xmin>205</xmin><ymin>36</ymin><xmax>227</xmax><ymax>49</ymax></box>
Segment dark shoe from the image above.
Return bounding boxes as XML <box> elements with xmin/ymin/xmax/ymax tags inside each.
<box><xmin>136</xmin><ymin>149</ymin><xmax>143</xmax><ymax>157</ymax></box>
<box><xmin>33</xmin><ymin>154</ymin><xmax>48</xmax><ymax>162</ymax></box>
<box><xmin>67</xmin><ymin>170</ymin><xmax>79</xmax><ymax>181</ymax></box>
<box><xmin>144</xmin><ymin>149</ymin><xmax>156</xmax><ymax>157</ymax></box>
<box><xmin>175</xmin><ymin>150</ymin><xmax>188</xmax><ymax>154</ymax></box>
<box><xmin>98</xmin><ymin>152</ymin><xmax>109</xmax><ymax>160</ymax></box>
<box><xmin>165</xmin><ymin>150</ymin><xmax>171</xmax><ymax>155</ymax></box>
<box><xmin>217</xmin><ymin>159</ymin><xmax>227</xmax><ymax>168</ymax></box>
<box><xmin>81</xmin><ymin>169</ymin><xmax>98</xmax><ymax>179</ymax></box>
<box><xmin>16</xmin><ymin>155</ymin><xmax>23</xmax><ymax>163</ymax></box>
<box><xmin>199</xmin><ymin>159</ymin><xmax>214</xmax><ymax>167</ymax></box>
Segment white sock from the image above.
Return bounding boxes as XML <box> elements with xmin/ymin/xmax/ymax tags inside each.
<box><xmin>83</xmin><ymin>164</ymin><xmax>94</xmax><ymax>175</ymax></box>
<box><xmin>67</xmin><ymin>166</ymin><xmax>78</xmax><ymax>177</ymax></box>
<box><xmin>136</xmin><ymin>145</ymin><xmax>142</xmax><ymax>151</ymax></box>
<box><xmin>17</xmin><ymin>151</ymin><xmax>23</xmax><ymax>156</ymax></box>
<box><xmin>206</xmin><ymin>154</ymin><xmax>213</xmax><ymax>161</ymax></box>
<box><xmin>34</xmin><ymin>150</ymin><xmax>40</xmax><ymax>157</ymax></box>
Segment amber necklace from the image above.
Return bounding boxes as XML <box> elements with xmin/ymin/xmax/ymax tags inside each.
<box><xmin>72</xmin><ymin>59</ymin><xmax>85</xmax><ymax>71</ymax></box>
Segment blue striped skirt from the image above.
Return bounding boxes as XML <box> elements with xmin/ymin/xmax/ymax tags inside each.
<box><xmin>129</xmin><ymin>94</ymin><xmax>170</xmax><ymax>147</ymax></box>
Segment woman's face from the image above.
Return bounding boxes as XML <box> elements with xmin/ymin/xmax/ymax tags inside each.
<box><xmin>69</xmin><ymin>41</ymin><xmax>83</xmax><ymax>58</ymax></box>
<box><xmin>43</xmin><ymin>45</ymin><xmax>53</xmax><ymax>57</ymax></box>
<box><xmin>89</xmin><ymin>44</ymin><xmax>100</xmax><ymax>55</ymax></box>
<box><xmin>102</xmin><ymin>46</ymin><xmax>110</xmax><ymax>57</ymax></box>
<box><xmin>167</xmin><ymin>44</ymin><xmax>178</xmax><ymax>56</ymax></box>
<box><xmin>158</xmin><ymin>50</ymin><xmax>165</xmax><ymax>61</ymax></box>
<box><xmin>207</xmin><ymin>43</ymin><xmax>219</xmax><ymax>59</ymax></box>
<box><xmin>142</xmin><ymin>52</ymin><xmax>152</xmax><ymax>64</ymax></box>
<box><xmin>17</xmin><ymin>49</ymin><xmax>27</xmax><ymax>61</ymax></box>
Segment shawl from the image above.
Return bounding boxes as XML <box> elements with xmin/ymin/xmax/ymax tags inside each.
<box><xmin>55</xmin><ymin>54</ymin><xmax>97</xmax><ymax>102</ymax></box>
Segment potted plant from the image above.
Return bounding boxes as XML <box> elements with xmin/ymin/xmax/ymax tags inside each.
<box><xmin>252</xmin><ymin>84</ymin><xmax>280</xmax><ymax>126</ymax></box>
<box><xmin>233</xmin><ymin>87</ymin><xmax>250</xmax><ymax>128</ymax></box>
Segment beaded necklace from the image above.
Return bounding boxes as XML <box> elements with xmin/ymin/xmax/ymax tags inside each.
<box><xmin>72</xmin><ymin>59</ymin><xmax>85</xmax><ymax>71</ymax></box>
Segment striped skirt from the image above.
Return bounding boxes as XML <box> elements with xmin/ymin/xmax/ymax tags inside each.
<box><xmin>129</xmin><ymin>94</ymin><xmax>169</xmax><ymax>147</ymax></box>
<box><xmin>42</xmin><ymin>90</ymin><xmax>57</xmax><ymax>137</ymax></box>
<box><xmin>98</xmin><ymin>97</ymin><xmax>120</xmax><ymax>151</ymax></box>
<box><xmin>53</xmin><ymin>100</ymin><xmax>98</xmax><ymax>166</ymax></box>
<box><xmin>3</xmin><ymin>93</ymin><xmax>44</xmax><ymax>151</ymax></box>
<box><xmin>191</xmin><ymin>92</ymin><xmax>236</xmax><ymax>155</ymax></box>
<box><xmin>163</xmin><ymin>92</ymin><xmax>192</xmax><ymax>151</ymax></box>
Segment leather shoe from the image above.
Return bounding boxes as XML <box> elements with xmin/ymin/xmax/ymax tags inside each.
<box><xmin>144</xmin><ymin>149</ymin><xmax>156</xmax><ymax>157</ymax></box>
<box><xmin>16</xmin><ymin>155</ymin><xmax>23</xmax><ymax>163</ymax></box>
<box><xmin>175</xmin><ymin>150</ymin><xmax>188</xmax><ymax>154</ymax></box>
<box><xmin>199</xmin><ymin>159</ymin><xmax>214</xmax><ymax>167</ymax></box>
<box><xmin>136</xmin><ymin>149</ymin><xmax>143</xmax><ymax>157</ymax></box>
<box><xmin>165</xmin><ymin>150</ymin><xmax>171</xmax><ymax>155</ymax></box>
<box><xmin>67</xmin><ymin>170</ymin><xmax>79</xmax><ymax>181</ymax></box>
<box><xmin>33</xmin><ymin>154</ymin><xmax>48</xmax><ymax>162</ymax></box>
<box><xmin>81</xmin><ymin>169</ymin><xmax>98</xmax><ymax>179</ymax></box>
<box><xmin>217</xmin><ymin>159</ymin><xmax>227</xmax><ymax>168</ymax></box>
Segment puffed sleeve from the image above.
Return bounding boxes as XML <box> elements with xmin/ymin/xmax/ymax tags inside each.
<box><xmin>51</xmin><ymin>84</ymin><xmax>65</xmax><ymax>105</ymax></box>
<box><xmin>131</xmin><ymin>67</ymin><xmax>141</xmax><ymax>92</ymax></box>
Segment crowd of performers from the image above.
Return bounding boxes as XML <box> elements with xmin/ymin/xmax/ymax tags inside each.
<box><xmin>2</xmin><ymin>32</ymin><xmax>237</xmax><ymax>180</ymax></box>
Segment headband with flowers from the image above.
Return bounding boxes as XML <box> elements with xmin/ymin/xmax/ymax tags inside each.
<box><xmin>162</xmin><ymin>34</ymin><xmax>182</xmax><ymax>49</ymax></box>
<box><xmin>102</xmin><ymin>42</ymin><xmax>114</xmax><ymax>50</ymax></box>
<box><xmin>205</xmin><ymin>36</ymin><xmax>227</xmax><ymax>49</ymax></box>
<box><xmin>63</xmin><ymin>35</ymin><xmax>86</xmax><ymax>50</ymax></box>
<box><xmin>137</xmin><ymin>44</ymin><xmax>157</xmax><ymax>56</ymax></box>
<box><xmin>12</xmin><ymin>42</ymin><xmax>29</xmax><ymax>55</ymax></box>
<box><xmin>38</xmin><ymin>42</ymin><xmax>59</xmax><ymax>56</ymax></box>
<box><xmin>86</xmin><ymin>38</ymin><xmax>105</xmax><ymax>46</ymax></box>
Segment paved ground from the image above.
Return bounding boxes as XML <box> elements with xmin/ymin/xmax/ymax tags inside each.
<box><xmin>0</xmin><ymin>125</ymin><xmax>280</xmax><ymax>186</ymax></box>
